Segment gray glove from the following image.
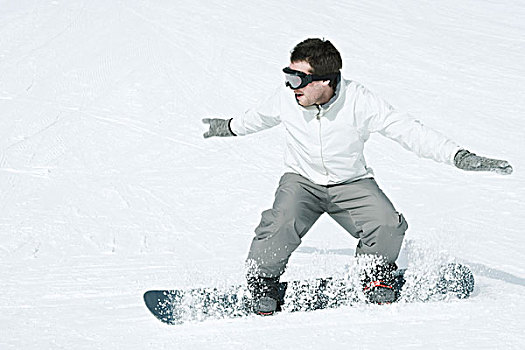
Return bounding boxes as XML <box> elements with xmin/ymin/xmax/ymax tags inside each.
<box><xmin>454</xmin><ymin>149</ymin><xmax>513</xmax><ymax>175</ymax></box>
<box><xmin>202</xmin><ymin>118</ymin><xmax>236</xmax><ymax>138</ymax></box>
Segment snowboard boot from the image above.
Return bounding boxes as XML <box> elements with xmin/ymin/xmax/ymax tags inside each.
<box><xmin>361</xmin><ymin>262</ymin><xmax>398</xmax><ymax>304</ymax></box>
<box><xmin>247</xmin><ymin>276</ymin><xmax>280</xmax><ymax>316</ymax></box>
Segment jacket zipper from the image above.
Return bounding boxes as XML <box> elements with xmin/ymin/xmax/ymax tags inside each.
<box><xmin>316</xmin><ymin>106</ymin><xmax>329</xmax><ymax>176</ymax></box>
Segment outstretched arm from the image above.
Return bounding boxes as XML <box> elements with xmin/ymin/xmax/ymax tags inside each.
<box><xmin>202</xmin><ymin>87</ymin><xmax>282</xmax><ymax>139</ymax></box>
<box><xmin>358</xmin><ymin>86</ymin><xmax>513</xmax><ymax>175</ymax></box>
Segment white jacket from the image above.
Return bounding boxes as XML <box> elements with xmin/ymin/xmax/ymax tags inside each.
<box><xmin>230</xmin><ymin>78</ymin><xmax>461</xmax><ymax>185</ymax></box>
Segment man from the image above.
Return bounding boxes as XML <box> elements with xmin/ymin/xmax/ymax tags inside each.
<box><xmin>202</xmin><ymin>38</ymin><xmax>513</xmax><ymax>315</ymax></box>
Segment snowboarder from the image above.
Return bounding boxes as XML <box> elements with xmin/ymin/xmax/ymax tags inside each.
<box><xmin>202</xmin><ymin>38</ymin><xmax>513</xmax><ymax>315</ymax></box>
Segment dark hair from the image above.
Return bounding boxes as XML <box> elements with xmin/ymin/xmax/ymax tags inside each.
<box><xmin>290</xmin><ymin>38</ymin><xmax>342</xmax><ymax>89</ymax></box>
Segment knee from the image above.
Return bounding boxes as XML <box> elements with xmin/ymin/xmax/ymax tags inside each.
<box><xmin>254</xmin><ymin>208</ymin><xmax>299</xmax><ymax>241</ymax></box>
<box><xmin>388</xmin><ymin>213</ymin><xmax>408</xmax><ymax>235</ymax></box>
<box><xmin>364</xmin><ymin>213</ymin><xmax>408</xmax><ymax>239</ymax></box>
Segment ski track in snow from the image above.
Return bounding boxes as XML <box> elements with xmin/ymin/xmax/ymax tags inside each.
<box><xmin>1</xmin><ymin>0</ymin><xmax>524</xmax><ymax>348</ymax></box>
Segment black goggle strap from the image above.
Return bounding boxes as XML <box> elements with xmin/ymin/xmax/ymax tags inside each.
<box><xmin>311</xmin><ymin>72</ymin><xmax>340</xmax><ymax>83</ymax></box>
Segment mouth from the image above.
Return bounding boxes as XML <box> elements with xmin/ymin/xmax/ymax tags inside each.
<box><xmin>294</xmin><ymin>92</ymin><xmax>304</xmax><ymax>100</ymax></box>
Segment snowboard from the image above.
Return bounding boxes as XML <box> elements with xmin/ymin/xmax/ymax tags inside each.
<box><xmin>143</xmin><ymin>263</ymin><xmax>474</xmax><ymax>325</ymax></box>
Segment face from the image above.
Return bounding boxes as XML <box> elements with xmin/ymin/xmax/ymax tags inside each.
<box><xmin>288</xmin><ymin>61</ymin><xmax>333</xmax><ymax>107</ymax></box>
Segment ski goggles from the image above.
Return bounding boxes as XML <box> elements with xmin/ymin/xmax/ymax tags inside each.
<box><xmin>283</xmin><ymin>67</ymin><xmax>340</xmax><ymax>90</ymax></box>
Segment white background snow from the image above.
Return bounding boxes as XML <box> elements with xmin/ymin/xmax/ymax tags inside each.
<box><xmin>1</xmin><ymin>0</ymin><xmax>524</xmax><ymax>348</ymax></box>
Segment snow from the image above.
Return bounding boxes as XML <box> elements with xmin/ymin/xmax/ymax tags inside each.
<box><xmin>1</xmin><ymin>0</ymin><xmax>524</xmax><ymax>348</ymax></box>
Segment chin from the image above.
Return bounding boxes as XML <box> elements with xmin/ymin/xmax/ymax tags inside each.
<box><xmin>296</xmin><ymin>96</ymin><xmax>311</xmax><ymax>107</ymax></box>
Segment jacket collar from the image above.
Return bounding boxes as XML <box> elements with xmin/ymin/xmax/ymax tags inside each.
<box><xmin>320</xmin><ymin>77</ymin><xmax>344</xmax><ymax>110</ymax></box>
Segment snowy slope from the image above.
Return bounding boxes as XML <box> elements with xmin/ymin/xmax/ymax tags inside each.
<box><xmin>1</xmin><ymin>0</ymin><xmax>524</xmax><ymax>348</ymax></box>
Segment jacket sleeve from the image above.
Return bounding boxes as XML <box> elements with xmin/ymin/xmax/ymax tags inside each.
<box><xmin>358</xmin><ymin>86</ymin><xmax>461</xmax><ymax>165</ymax></box>
<box><xmin>229</xmin><ymin>87</ymin><xmax>282</xmax><ymax>136</ymax></box>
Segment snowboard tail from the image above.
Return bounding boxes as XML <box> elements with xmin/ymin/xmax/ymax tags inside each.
<box><xmin>143</xmin><ymin>263</ymin><xmax>474</xmax><ymax>325</ymax></box>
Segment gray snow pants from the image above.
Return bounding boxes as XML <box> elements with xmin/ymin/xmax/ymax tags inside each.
<box><xmin>247</xmin><ymin>173</ymin><xmax>408</xmax><ymax>278</ymax></box>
